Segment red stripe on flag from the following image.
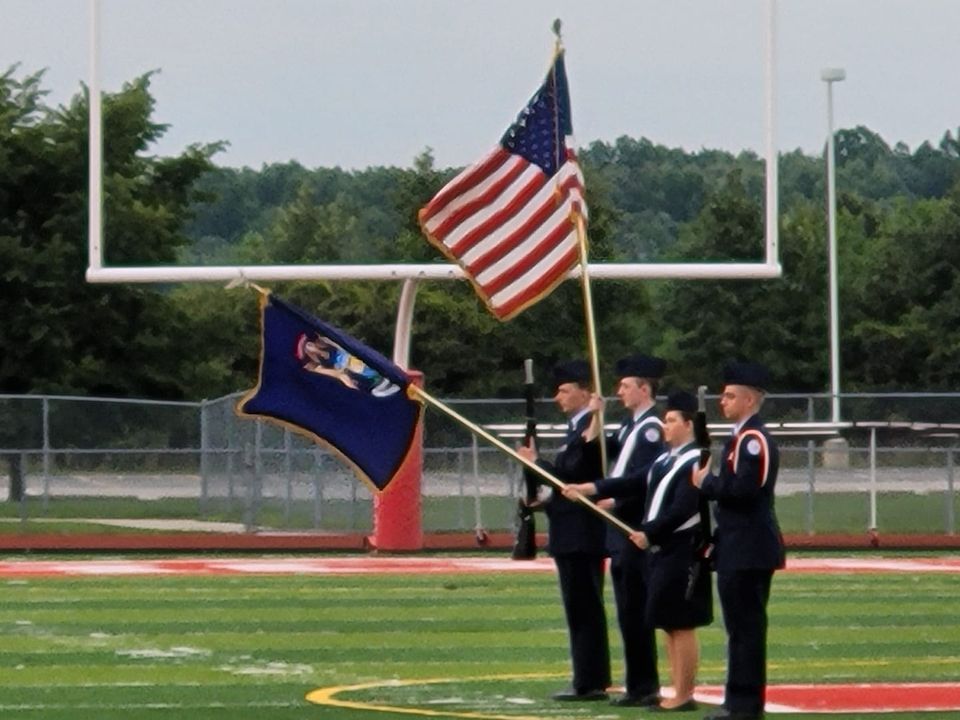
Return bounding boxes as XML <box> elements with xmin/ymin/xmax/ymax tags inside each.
<box><xmin>468</xmin><ymin>174</ymin><xmax>583</xmax><ymax>276</ymax></box>
<box><xmin>419</xmin><ymin>149</ymin><xmax>512</xmax><ymax>226</ymax></box>
<box><xmin>481</xmin><ymin>219</ymin><xmax>575</xmax><ymax>297</ymax></box>
<box><xmin>492</xmin><ymin>245</ymin><xmax>580</xmax><ymax>320</ymax></box>
<box><xmin>447</xmin><ymin>172</ymin><xmax>547</xmax><ymax>257</ymax></box>
<box><xmin>464</xmin><ymin>193</ymin><xmax>557</xmax><ymax>275</ymax></box>
<box><xmin>428</xmin><ymin>160</ymin><xmax>527</xmax><ymax>241</ymax></box>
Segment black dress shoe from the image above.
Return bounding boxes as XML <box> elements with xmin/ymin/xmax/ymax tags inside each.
<box><xmin>610</xmin><ymin>692</ymin><xmax>661</xmax><ymax>707</ymax></box>
<box><xmin>551</xmin><ymin>687</ymin><xmax>608</xmax><ymax>701</ymax></box>
<box><xmin>653</xmin><ymin>698</ymin><xmax>699</xmax><ymax>712</ymax></box>
<box><xmin>703</xmin><ymin>709</ymin><xmax>762</xmax><ymax>720</ymax></box>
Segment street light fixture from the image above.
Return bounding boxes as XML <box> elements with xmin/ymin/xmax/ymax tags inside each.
<box><xmin>821</xmin><ymin>67</ymin><xmax>845</xmax><ymax>423</ymax></box>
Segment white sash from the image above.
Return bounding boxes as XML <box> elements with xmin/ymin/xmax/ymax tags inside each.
<box><xmin>610</xmin><ymin>418</ymin><xmax>661</xmax><ymax>478</ymax></box>
<box><xmin>645</xmin><ymin>448</ymin><xmax>701</xmax><ymax>522</ymax></box>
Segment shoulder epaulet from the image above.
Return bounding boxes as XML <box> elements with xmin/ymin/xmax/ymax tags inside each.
<box><xmin>637</xmin><ymin>415</ymin><xmax>663</xmax><ymax>429</ymax></box>
<box><xmin>635</xmin><ymin>416</ymin><xmax>663</xmax><ymax>443</ymax></box>
<box><xmin>733</xmin><ymin>429</ymin><xmax>770</xmax><ymax>486</ymax></box>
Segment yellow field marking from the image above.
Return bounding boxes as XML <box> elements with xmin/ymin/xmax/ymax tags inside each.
<box><xmin>305</xmin><ymin>672</ymin><xmax>563</xmax><ymax>720</ymax></box>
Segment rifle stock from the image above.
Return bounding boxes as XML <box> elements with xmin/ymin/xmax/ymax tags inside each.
<box><xmin>512</xmin><ymin>359</ymin><xmax>538</xmax><ymax>560</ymax></box>
<box><xmin>522</xmin><ymin>358</ymin><xmax>538</xmax><ymax>501</ymax></box>
<box><xmin>694</xmin><ymin>384</ymin><xmax>711</xmax><ymax>469</ymax></box>
<box><xmin>686</xmin><ymin>384</ymin><xmax>713</xmax><ymax>599</ymax></box>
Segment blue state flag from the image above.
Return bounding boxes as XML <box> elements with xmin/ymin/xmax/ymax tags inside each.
<box><xmin>236</xmin><ymin>292</ymin><xmax>423</xmax><ymax>492</ymax></box>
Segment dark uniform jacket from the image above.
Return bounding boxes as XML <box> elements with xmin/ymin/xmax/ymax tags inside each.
<box><xmin>640</xmin><ymin>443</ymin><xmax>713</xmax><ymax>630</ymax></box>
<box><xmin>699</xmin><ymin>414</ymin><xmax>785</xmax><ymax>572</ymax></box>
<box><xmin>537</xmin><ymin>410</ymin><xmax>606</xmax><ymax>556</ymax></box>
<box><xmin>593</xmin><ymin>407</ymin><xmax>664</xmax><ymax>556</ymax></box>
<box><xmin>640</xmin><ymin>443</ymin><xmax>702</xmax><ymax>548</ymax></box>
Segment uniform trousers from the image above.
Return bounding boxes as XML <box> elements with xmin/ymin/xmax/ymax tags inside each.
<box><xmin>717</xmin><ymin>568</ymin><xmax>774</xmax><ymax>716</ymax></box>
<box><xmin>610</xmin><ymin>549</ymin><xmax>659</xmax><ymax>697</ymax></box>
<box><xmin>554</xmin><ymin>553</ymin><xmax>611</xmax><ymax>692</ymax></box>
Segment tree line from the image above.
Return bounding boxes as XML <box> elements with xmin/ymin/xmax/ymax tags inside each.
<box><xmin>3</xmin><ymin>67</ymin><xmax>960</xmax><ymax>407</ymax></box>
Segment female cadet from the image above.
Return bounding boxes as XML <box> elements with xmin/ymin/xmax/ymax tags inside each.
<box><xmin>629</xmin><ymin>390</ymin><xmax>713</xmax><ymax>711</ymax></box>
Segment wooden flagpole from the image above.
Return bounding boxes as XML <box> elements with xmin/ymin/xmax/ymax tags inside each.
<box><xmin>553</xmin><ymin>20</ymin><xmax>608</xmax><ymax>475</ymax></box>
<box><xmin>410</xmin><ymin>385</ymin><xmax>634</xmax><ymax>537</ymax></box>
<box><xmin>575</xmin><ymin>213</ymin><xmax>608</xmax><ymax>475</ymax></box>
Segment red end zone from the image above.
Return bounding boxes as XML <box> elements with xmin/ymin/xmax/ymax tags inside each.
<box><xmin>717</xmin><ymin>683</ymin><xmax>960</xmax><ymax>713</ymax></box>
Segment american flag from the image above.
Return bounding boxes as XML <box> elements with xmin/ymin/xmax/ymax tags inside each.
<box><xmin>419</xmin><ymin>51</ymin><xmax>587</xmax><ymax>321</ymax></box>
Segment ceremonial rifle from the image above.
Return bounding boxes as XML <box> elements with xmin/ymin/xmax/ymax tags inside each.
<box><xmin>511</xmin><ymin>359</ymin><xmax>538</xmax><ymax>560</ymax></box>
<box><xmin>686</xmin><ymin>384</ymin><xmax>714</xmax><ymax>599</ymax></box>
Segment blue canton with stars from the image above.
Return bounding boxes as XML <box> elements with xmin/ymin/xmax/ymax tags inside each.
<box><xmin>499</xmin><ymin>52</ymin><xmax>574</xmax><ymax>177</ymax></box>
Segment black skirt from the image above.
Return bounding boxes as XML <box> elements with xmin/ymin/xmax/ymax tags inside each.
<box><xmin>645</xmin><ymin>530</ymin><xmax>714</xmax><ymax>630</ymax></box>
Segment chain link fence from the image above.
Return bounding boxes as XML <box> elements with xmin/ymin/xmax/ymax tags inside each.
<box><xmin>1</xmin><ymin>393</ymin><xmax>958</xmax><ymax>536</ymax></box>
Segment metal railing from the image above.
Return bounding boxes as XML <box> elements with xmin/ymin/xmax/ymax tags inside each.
<box><xmin>1</xmin><ymin>393</ymin><xmax>958</xmax><ymax>536</ymax></box>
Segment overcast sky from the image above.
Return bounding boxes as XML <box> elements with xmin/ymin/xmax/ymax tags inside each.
<box><xmin>3</xmin><ymin>0</ymin><xmax>959</xmax><ymax>171</ymax></box>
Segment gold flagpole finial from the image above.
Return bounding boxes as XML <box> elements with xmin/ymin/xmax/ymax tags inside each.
<box><xmin>224</xmin><ymin>271</ymin><xmax>269</xmax><ymax>298</ymax></box>
<box><xmin>552</xmin><ymin>18</ymin><xmax>563</xmax><ymax>51</ymax></box>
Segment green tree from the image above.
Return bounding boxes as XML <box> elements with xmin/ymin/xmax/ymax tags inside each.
<box><xmin>0</xmin><ymin>68</ymin><xmax>219</xmax><ymax>398</ymax></box>
<box><xmin>172</xmin><ymin>125</ymin><xmax>960</xmax><ymax>401</ymax></box>
<box><xmin>0</xmin><ymin>68</ymin><xmax>205</xmax><ymax>498</ymax></box>
<box><xmin>844</xmin><ymin>190</ymin><xmax>960</xmax><ymax>389</ymax></box>
<box><xmin>648</xmin><ymin>171</ymin><xmax>829</xmax><ymax>391</ymax></box>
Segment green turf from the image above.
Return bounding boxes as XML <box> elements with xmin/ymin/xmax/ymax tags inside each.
<box><xmin>775</xmin><ymin>492</ymin><xmax>960</xmax><ymax>534</ymax></box>
<box><xmin>0</xmin><ymin>557</ymin><xmax>957</xmax><ymax>719</ymax></box>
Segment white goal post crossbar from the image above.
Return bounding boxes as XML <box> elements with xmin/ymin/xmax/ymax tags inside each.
<box><xmin>84</xmin><ymin>263</ymin><xmax>782</xmax><ymax>283</ymax></box>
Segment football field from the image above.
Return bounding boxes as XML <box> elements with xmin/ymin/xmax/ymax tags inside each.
<box><xmin>0</xmin><ymin>555</ymin><xmax>958</xmax><ymax>719</ymax></box>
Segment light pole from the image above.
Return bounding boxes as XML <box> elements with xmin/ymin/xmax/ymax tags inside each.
<box><xmin>821</xmin><ymin>67</ymin><xmax>845</xmax><ymax>423</ymax></box>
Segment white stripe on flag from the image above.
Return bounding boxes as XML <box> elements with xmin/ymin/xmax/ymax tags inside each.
<box><xmin>460</xmin><ymin>162</ymin><xmax>580</xmax><ymax>266</ymax></box>
<box><xmin>475</xmin><ymin>195</ymin><xmax>577</xmax><ymax>286</ymax></box>
<box><xmin>441</xmin><ymin>166</ymin><xmax>546</xmax><ymax>253</ymax></box>
<box><xmin>423</xmin><ymin>151</ymin><xmax>523</xmax><ymax>235</ymax></box>
<box><xmin>488</xmin><ymin>234</ymin><xmax>578</xmax><ymax>310</ymax></box>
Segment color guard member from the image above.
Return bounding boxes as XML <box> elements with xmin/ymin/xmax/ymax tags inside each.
<box><xmin>629</xmin><ymin>390</ymin><xmax>713</xmax><ymax>711</ymax></box>
<box><xmin>563</xmin><ymin>353</ymin><xmax>666</xmax><ymax>707</ymax></box>
<box><xmin>517</xmin><ymin>360</ymin><xmax>610</xmax><ymax>701</ymax></box>
<box><xmin>691</xmin><ymin>361</ymin><xmax>785</xmax><ymax>720</ymax></box>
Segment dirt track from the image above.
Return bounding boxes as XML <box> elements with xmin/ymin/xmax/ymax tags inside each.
<box><xmin>2</xmin><ymin>555</ymin><xmax>959</xmax><ymax>577</ymax></box>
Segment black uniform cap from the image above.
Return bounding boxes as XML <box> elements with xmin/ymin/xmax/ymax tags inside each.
<box><xmin>722</xmin><ymin>361</ymin><xmax>771</xmax><ymax>392</ymax></box>
<box><xmin>552</xmin><ymin>359</ymin><xmax>591</xmax><ymax>388</ymax></box>
<box><xmin>615</xmin><ymin>353</ymin><xmax>666</xmax><ymax>380</ymax></box>
<box><xmin>665</xmin><ymin>390</ymin><xmax>698</xmax><ymax>414</ymax></box>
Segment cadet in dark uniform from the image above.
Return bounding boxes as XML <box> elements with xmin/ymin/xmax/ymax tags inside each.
<box><xmin>691</xmin><ymin>362</ymin><xmax>785</xmax><ymax>720</ymax></box>
<box><xmin>563</xmin><ymin>353</ymin><xmax>666</xmax><ymax>707</ymax></box>
<box><xmin>517</xmin><ymin>360</ymin><xmax>610</xmax><ymax>701</ymax></box>
<box><xmin>629</xmin><ymin>390</ymin><xmax>713</xmax><ymax>711</ymax></box>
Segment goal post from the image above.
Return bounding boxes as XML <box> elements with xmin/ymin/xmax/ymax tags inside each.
<box><xmin>85</xmin><ymin>0</ymin><xmax>782</xmax><ymax>290</ymax></box>
<box><xmin>84</xmin><ymin>0</ymin><xmax>783</xmax><ymax>551</ymax></box>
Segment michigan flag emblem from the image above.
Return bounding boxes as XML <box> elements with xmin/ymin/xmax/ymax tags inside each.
<box><xmin>237</xmin><ymin>293</ymin><xmax>422</xmax><ymax>492</ymax></box>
